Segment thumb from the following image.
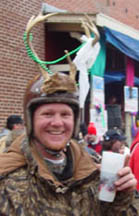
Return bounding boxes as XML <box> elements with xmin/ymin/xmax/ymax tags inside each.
<box><xmin>124</xmin><ymin>154</ymin><xmax>130</xmax><ymax>167</ymax></box>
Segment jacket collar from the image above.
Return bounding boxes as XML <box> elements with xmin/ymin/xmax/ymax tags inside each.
<box><xmin>22</xmin><ymin>137</ymin><xmax>98</xmax><ymax>187</ymax></box>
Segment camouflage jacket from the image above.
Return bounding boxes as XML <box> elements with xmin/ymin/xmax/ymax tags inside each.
<box><xmin>0</xmin><ymin>136</ymin><xmax>137</xmax><ymax>216</ymax></box>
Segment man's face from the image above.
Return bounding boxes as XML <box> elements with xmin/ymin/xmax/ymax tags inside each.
<box><xmin>86</xmin><ymin>134</ymin><xmax>96</xmax><ymax>143</ymax></box>
<box><xmin>111</xmin><ymin>140</ymin><xmax>123</xmax><ymax>153</ymax></box>
<box><xmin>13</xmin><ymin>123</ymin><xmax>24</xmax><ymax>130</ymax></box>
<box><xmin>33</xmin><ymin>103</ymin><xmax>74</xmax><ymax>152</ymax></box>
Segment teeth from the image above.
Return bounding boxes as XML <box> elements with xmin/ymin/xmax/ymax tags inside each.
<box><xmin>50</xmin><ymin>131</ymin><xmax>63</xmax><ymax>135</ymax></box>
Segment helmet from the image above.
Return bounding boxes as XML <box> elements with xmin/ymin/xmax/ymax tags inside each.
<box><xmin>24</xmin><ymin>72</ymin><xmax>80</xmax><ymax>138</ymax></box>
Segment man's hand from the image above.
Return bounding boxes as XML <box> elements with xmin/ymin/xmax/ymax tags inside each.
<box><xmin>115</xmin><ymin>155</ymin><xmax>137</xmax><ymax>192</ymax></box>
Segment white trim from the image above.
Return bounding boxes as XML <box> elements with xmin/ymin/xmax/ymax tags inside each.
<box><xmin>96</xmin><ymin>13</ymin><xmax>139</xmax><ymax>40</ymax></box>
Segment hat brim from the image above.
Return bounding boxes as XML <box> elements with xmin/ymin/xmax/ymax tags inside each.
<box><xmin>117</xmin><ymin>135</ymin><xmax>126</xmax><ymax>141</ymax></box>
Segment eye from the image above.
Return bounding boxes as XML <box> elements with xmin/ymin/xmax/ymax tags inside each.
<box><xmin>42</xmin><ymin>111</ymin><xmax>53</xmax><ymax>117</ymax></box>
<box><xmin>61</xmin><ymin>111</ymin><xmax>73</xmax><ymax>118</ymax></box>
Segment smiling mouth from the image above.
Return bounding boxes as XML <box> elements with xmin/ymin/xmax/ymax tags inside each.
<box><xmin>48</xmin><ymin>131</ymin><xmax>64</xmax><ymax>135</ymax></box>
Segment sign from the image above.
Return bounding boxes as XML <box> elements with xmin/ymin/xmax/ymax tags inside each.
<box><xmin>92</xmin><ymin>75</ymin><xmax>105</xmax><ymax>108</ymax></box>
<box><xmin>90</xmin><ymin>108</ymin><xmax>108</xmax><ymax>137</ymax></box>
<box><xmin>124</xmin><ymin>86</ymin><xmax>138</xmax><ymax>113</ymax></box>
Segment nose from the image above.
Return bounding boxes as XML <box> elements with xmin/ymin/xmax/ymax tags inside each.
<box><xmin>51</xmin><ymin>114</ymin><xmax>63</xmax><ymax>127</ymax></box>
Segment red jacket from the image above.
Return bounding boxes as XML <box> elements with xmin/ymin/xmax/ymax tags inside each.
<box><xmin>130</xmin><ymin>130</ymin><xmax>139</xmax><ymax>191</ymax></box>
<box><xmin>88</xmin><ymin>142</ymin><xmax>102</xmax><ymax>154</ymax></box>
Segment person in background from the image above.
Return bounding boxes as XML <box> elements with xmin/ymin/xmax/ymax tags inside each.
<box><xmin>84</xmin><ymin>122</ymin><xmax>102</xmax><ymax>154</ymax></box>
<box><xmin>119</xmin><ymin>142</ymin><xmax>130</xmax><ymax>155</ymax></box>
<box><xmin>130</xmin><ymin>112</ymin><xmax>139</xmax><ymax>194</ymax></box>
<box><xmin>78</xmin><ymin>122</ymin><xmax>101</xmax><ymax>163</ymax></box>
<box><xmin>102</xmin><ymin>128</ymin><xmax>127</xmax><ymax>154</ymax></box>
<box><xmin>0</xmin><ymin>116</ymin><xmax>12</xmax><ymax>138</ymax></box>
<box><xmin>78</xmin><ymin>122</ymin><xmax>88</xmax><ymax>144</ymax></box>
<box><xmin>0</xmin><ymin>127</ymin><xmax>9</xmax><ymax>138</ymax></box>
<box><xmin>0</xmin><ymin>115</ymin><xmax>24</xmax><ymax>137</ymax></box>
<box><xmin>130</xmin><ymin>129</ymin><xmax>139</xmax><ymax>192</ymax></box>
<box><xmin>0</xmin><ymin>115</ymin><xmax>24</xmax><ymax>153</ymax></box>
<box><xmin>107</xmin><ymin>95</ymin><xmax>118</xmax><ymax>105</ymax></box>
<box><xmin>130</xmin><ymin>125</ymin><xmax>139</xmax><ymax>210</ymax></box>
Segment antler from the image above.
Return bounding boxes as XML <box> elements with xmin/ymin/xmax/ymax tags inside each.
<box><xmin>81</xmin><ymin>19</ymin><xmax>91</xmax><ymax>38</ymax></box>
<box><xmin>81</xmin><ymin>14</ymin><xmax>100</xmax><ymax>45</ymax></box>
<box><xmin>64</xmin><ymin>50</ymin><xmax>77</xmax><ymax>80</ymax></box>
<box><xmin>25</xmin><ymin>12</ymin><xmax>58</xmax><ymax>80</ymax></box>
<box><xmin>85</xmin><ymin>14</ymin><xmax>100</xmax><ymax>44</ymax></box>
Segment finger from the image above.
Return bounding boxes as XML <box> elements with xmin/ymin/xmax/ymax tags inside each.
<box><xmin>124</xmin><ymin>154</ymin><xmax>130</xmax><ymax>167</ymax></box>
<box><xmin>116</xmin><ymin>177</ymin><xmax>137</xmax><ymax>191</ymax></box>
<box><xmin>115</xmin><ymin>169</ymin><xmax>137</xmax><ymax>192</ymax></box>
<box><xmin>115</xmin><ymin>172</ymin><xmax>135</xmax><ymax>186</ymax></box>
<box><xmin>117</xmin><ymin>166</ymin><xmax>131</xmax><ymax>177</ymax></box>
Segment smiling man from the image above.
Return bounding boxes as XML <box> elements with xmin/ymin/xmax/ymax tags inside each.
<box><xmin>0</xmin><ymin>70</ymin><xmax>137</xmax><ymax>215</ymax></box>
<box><xmin>33</xmin><ymin>103</ymin><xmax>75</xmax><ymax>177</ymax></box>
<box><xmin>33</xmin><ymin>103</ymin><xmax>74</xmax><ymax>153</ymax></box>
<box><xmin>0</xmin><ymin>12</ymin><xmax>138</xmax><ymax>216</ymax></box>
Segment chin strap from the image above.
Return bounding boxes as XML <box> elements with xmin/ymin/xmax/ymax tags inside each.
<box><xmin>44</xmin><ymin>148</ymin><xmax>63</xmax><ymax>158</ymax></box>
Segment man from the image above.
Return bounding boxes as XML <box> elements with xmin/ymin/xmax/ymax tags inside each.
<box><xmin>77</xmin><ymin>122</ymin><xmax>101</xmax><ymax>163</ymax></box>
<box><xmin>0</xmin><ymin>71</ymin><xmax>137</xmax><ymax>215</ymax></box>
<box><xmin>130</xmin><ymin>129</ymin><xmax>139</xmax><ymax>191</ymax></box>
<box><xmin>0</xmin><ymin>115</ymin><xmax>24</xmax><ymax>136</ymax></box>
<box><xmin>84</xmin><ymin>122</ymin><xmax>102</xmax><ymax>154</ymax></box>
<box><xmin>130</xmin><ymin>129</ymin><xmax>139</xmax><ymax>211</ymax></box>
<box><xmin>0</xmin><ymin>115</ymin><xmax>24</xmax><ymax>153</ymax></box>
<box><xmin>0</xmin><ymin>12</ymin><xmax>137</xmax><ymax>216</ymax></box>
<box><xmin>102</xmin><ymin>129</ymin><xmax>127</xmax><ymax>154</ymax></box>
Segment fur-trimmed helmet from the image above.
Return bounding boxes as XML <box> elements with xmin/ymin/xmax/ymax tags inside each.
<box><xmin>24</xmin><ymin>72</ymin><xmax>80</xmax><ymax>138</ymax></box>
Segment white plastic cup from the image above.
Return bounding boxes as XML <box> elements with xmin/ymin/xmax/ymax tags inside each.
<box><xmin>98</xmin><ymin>151</ymin><xmax>125</xmax><ymax>202</ymax></box>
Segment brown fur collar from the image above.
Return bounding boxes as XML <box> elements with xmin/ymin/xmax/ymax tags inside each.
<box><xmin>0</xmin><ymin>135</ymin><xmax>97</xmax><ymax>187</ymax></box>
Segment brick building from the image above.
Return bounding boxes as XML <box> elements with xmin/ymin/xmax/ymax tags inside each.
<box><xmin>0</xmin><ymin>0</ymin><xmax>139</xmax><ymax>129</ymax></box>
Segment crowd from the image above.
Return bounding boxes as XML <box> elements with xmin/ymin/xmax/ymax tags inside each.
<box><xmin>78</xmin><ymin>122</ymin><xmax>130</xmax><ymax>156</ymax></box>
<box><xmin>78</xmin><ymin>120</ymin><xmax>139</xmax><ymax>208</ymax></box>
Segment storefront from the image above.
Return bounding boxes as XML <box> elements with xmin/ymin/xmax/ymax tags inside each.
<box><xmin>43</xmin><ymin>5</ymin><xmax>139</xmax><ymax>143</ymax></box>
